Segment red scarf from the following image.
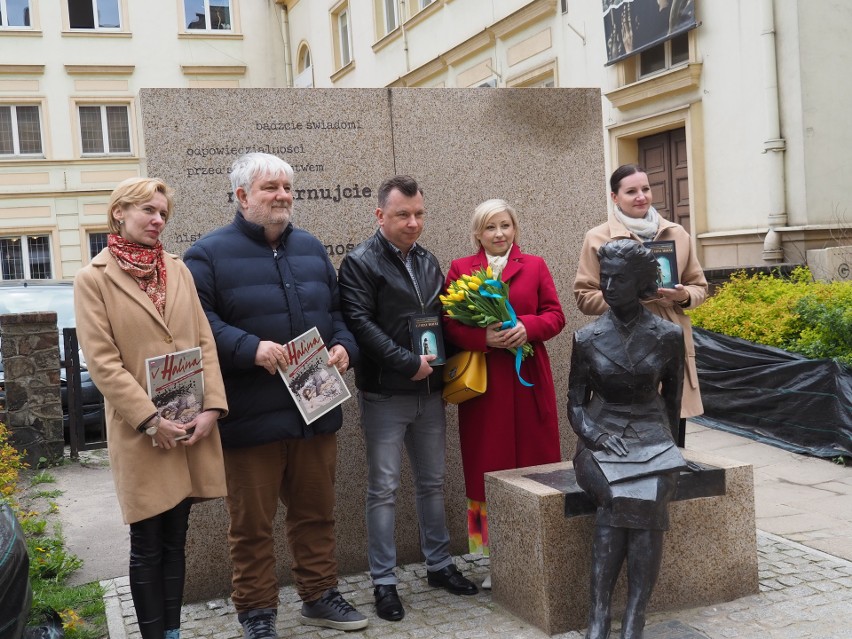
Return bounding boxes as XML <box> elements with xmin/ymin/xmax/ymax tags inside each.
<box><xmin>108</xmin><ymin>234</ymin><xmax>167</xmax><ymax>317</ymax></box>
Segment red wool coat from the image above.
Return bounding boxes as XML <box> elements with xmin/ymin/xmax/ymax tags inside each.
<box><xmin>443</xmin><ymin>245</ymin><xmax>565</xmax><ymax>501</ymax></box>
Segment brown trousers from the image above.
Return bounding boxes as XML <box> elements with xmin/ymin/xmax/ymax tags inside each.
<box><xmin>223</xmin><ymin>434</ymin><xmax>338</xmax><ymax>611</ymax></box>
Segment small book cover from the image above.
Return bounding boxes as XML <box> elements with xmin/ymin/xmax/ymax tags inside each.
<box><xmin>277</xmin><ymin>327</ymin><xmax>352</xmax><ymax>425</ymax></box>
<box><xmin>409</xmin><ymin>313</ymin><xmax>446</xmax><ymax>365</ymax></box>
<box><xmin>644</xmin><ymin>240</ymin><xmax>679</xmax><ymax>288</ymax></box>
<box><xmin>145</xmin><ymin>347</ymin><xmax>204</xmax><ymax>443</ymax></box>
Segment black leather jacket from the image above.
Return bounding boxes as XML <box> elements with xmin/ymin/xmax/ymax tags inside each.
<box><xmin>339</xmin><ymin>230</ymin><xmax>444</xmax><ymax>395</ymax></box>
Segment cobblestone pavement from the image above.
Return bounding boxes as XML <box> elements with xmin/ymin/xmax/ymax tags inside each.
<box><xmin>103</xmin><ymin>530</ymin><xmax>852</xmax><ymax>639</ymax></box>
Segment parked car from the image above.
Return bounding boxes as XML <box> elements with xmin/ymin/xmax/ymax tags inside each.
<box><xmin>0</xmin><ymin>280</ymin><xmax>104</xmax><ymax>440</ymax></box>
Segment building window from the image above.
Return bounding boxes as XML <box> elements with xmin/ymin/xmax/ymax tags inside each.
<box><xmin>0</xmin><ymin>0</ymin><xmax>30</xmax><ymax>27</ymax></box>
<box><xmin>0</xmin><ymin>105</ymin><xmax>43</xmax><ymax>156</ymax></box>
<box><xmin>295</xmin><ymin>43</ymin><xmax>313</xmax><ymax>88</ymax></box>
<box><xmin>298</xmin><ymin>45</ymin><xmax>311</xmax><ymax>74</ymax></box>
<box><xmin>381</xmin><ymin>0</ymin><xmax>398</xmax><ymax>34</ymax></box>
<box><xmin>331</xmin><ymin>3</ymin><xmax>352</xmax><ymax>69</ymax></box>
<box><xmin>639</xmin><ymin>32</ymin><xmax>689</xmax><ymax>78</ymax></box>
<box><xmin>339</xmin><ymin>7</ymin><xmax>352</xmax><ymax>66</ymax></box>
<box><xmin>184</xmin><ymin>0</ymin><xmax>232</xmax><ymax>31</ymax></box>
<box><xmin>528</xmin><ymin>77</ymin><xmax>555</xmax><ymax>88</ymax></box>
<box><xmin>68</xmin><ymin>0</ymin><xmax>121</xmax><ymax>30</ymax></box>
<box><xmin>405</xmin><ymin>0</ymin><xmax>434</xmax><ymax>21</ymax></box>
<box><xmin>78</xmin><ymin>105</ymin><xmax>131</xmax><ymax>155</ymax></box>
<box><xmin>88</xmin><ymin>232</ymin><xmax>108</xmax><ymax>258</ymax></box>
<box><xmin>0</xmin><ymin>234</ymin><xmax>52</xmax><ymax>280</ymax></box>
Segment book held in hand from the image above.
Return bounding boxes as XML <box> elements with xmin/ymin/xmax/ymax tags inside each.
<box><xmin>145</xmin><ymin>347</ymin><xmax>204</xmax><ymax>443</ymax></box>
<box><xmin>643</xmin><ymin>240</ymin><xmax>679</xmax><ymax>288</ymax></box>
<box><xmin>277</xmin><ymin>327</ymin><xmax>352</xmax><ymax>425</ymax></box>
<box><xmin>409</xmin><ymin>313</ymin><xmax>446</xmax><ymax>365</ymax></box>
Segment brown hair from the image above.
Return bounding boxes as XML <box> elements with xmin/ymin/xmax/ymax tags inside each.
<box><xmin>377</xmin><ymin>175</ymin><xmax>423</xmax><ymax>208</ymax></box>
<box><xmin>609</xmin><ymin>164</ymin><xmax>645</xmax><ymax>195</ymax></box>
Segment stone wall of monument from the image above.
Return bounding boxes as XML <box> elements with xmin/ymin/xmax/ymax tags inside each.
<box><xmin>139</xmin><ymin>87</ymin><xmax>605</xmax><ymax>599</ymax></box>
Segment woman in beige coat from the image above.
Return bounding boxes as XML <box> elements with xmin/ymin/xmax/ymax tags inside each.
<box><xmin>574</xmin><ymin>164</ymin><xmax>707</xmax><ymax>446</ymax></box>
<box><xmin>74</xmin><ymin>177</ymin><xmax>227</xmax><ymax>639</ymax></box>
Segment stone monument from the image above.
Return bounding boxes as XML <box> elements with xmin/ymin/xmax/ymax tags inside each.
<box><xmin>138</xmin><ymin>87</ymin><xmax>604</xmax><ymax>599</ymax></box>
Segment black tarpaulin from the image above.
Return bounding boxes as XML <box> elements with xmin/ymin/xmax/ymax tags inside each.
<box><xmin>693</xmin><ymin>328</ymin><xmax>852</xmax><ymax>458</ymax></box>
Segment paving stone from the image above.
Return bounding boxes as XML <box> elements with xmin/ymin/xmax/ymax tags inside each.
<box><xmin>100</xmin><ymin>532</ymin><xmax>852</xmax><ymax>639</ymax></box>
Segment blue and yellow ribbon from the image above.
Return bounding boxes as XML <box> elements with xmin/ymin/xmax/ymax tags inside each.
<box><xmin>481</xmin><ymin>280</ymin><xmax>533</xmax><ymax>387</ymax></box>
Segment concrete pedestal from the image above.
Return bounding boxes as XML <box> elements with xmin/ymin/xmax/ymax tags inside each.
<box><xmin>485</xmin><ymin>450</ymin><xmax>759</xmax><ymax>635</ymax></box>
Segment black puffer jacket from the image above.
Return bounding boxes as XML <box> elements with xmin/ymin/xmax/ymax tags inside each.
<box><xmin>184</xmin><ymin>211</ymin><xmax>358</xmax><ymax>447</ymax></box>
<box><xmin>339</xmin><ymin>230</ymin><xmax>444</xmax><ymax>395</ymax></box>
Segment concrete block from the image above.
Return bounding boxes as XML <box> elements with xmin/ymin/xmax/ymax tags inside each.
<box><xmin>485</xmin><ymin>450</ymin><xmax>759</xmax><ymax>635</ymax></box>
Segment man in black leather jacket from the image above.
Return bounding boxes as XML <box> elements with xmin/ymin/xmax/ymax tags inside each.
<box><xmin>339</xmin><ymin>175</ymin><xmax>477</xmax><ymax>623</ymax></box>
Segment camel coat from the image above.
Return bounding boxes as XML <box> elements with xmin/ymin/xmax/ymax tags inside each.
<box><xmin>573</xmin><ymin>212</ymin><xmax>708</xmax><ymax>418</ymax></box>
<box><xmin>74</xmin><ymin>249</ymin><xmax>227</xmax><ymax>524</ymax></box>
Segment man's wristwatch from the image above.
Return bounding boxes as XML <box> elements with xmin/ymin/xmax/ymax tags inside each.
<box><xmin>138</xmin><ymin>414</ymin><xmax>161</xmax><ymax>436</ymax></box>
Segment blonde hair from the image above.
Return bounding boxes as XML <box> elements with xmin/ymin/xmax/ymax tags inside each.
<box><xmin>470</xmin><ymin>198</ymin><xmax>519</xmax><ymax>251</ymax></box>
<box><xmin>107</xmin><ymin>177</ymin><xmax>175</xmax><ymax>233</ymax></box>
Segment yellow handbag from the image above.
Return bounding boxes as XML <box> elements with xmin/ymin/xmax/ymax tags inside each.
<box><xmin>442</xmin><ymin>351</ymin><xmax>487</xmax><ymax>404</ymax></box>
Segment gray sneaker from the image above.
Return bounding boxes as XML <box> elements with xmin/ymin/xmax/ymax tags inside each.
<box><xmin>237</xmin><ymin>608</ymin><xmax>278</xmax><ymax>639</ymax></box>
<box><xmin>300</xmin><ymin>588</ymin><xmax>369</xmax><ymax>631</ymax></box>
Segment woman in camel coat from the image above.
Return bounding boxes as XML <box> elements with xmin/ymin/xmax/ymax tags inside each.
<box><xmin>574</xmin><ymin>164</ymin><xmax>707</xmax><ymax>445</ymax></box>
<box><xmin>75</xmin><ymin>177</ymin><xmax>227</xmax><ymax>639</ymax></box>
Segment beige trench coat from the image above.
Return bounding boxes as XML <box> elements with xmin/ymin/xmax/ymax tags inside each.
<box><xmin>573</xmin><ymin>212</ymin><xmax>708</xmax><ymax>418</ymax></box>
<box><xmin>74</xmin><ymin>249</ymin><xmax>228</xmax><ymax>524</ymax></box>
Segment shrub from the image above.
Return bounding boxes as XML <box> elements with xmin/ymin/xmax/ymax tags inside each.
<box><xmin>0</xmin><ymin>422</ymin><xmax>27</xmax><ymax>507</ymax></box>
<box><xmin>688</xmin><ymin>266</ymin><xmax>852</xmax><ymax>368</ymax></box>
<box><xmin>788</xmin><ymin>284</ymin><xmax>852</xmax><ymax>368</ymax></box>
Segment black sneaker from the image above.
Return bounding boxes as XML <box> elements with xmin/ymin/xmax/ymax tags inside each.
<box><xmin>300</xmin><ymin>588</ymin><xmax>368</xmax><ymax>631</ymax></box>
<box><xmin>237</xmin><ymin>609</ymin><xmax>278</xmax><ymax>639</ymax></box>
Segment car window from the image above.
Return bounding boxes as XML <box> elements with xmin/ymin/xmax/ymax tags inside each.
<box><xmin>0</xmin><ymin>284</ymin><xmax>77</xmax><ymax>365</ymax></box>
<box><xmin>3</xmin><ymin>288</ymin><xmax>75</xmax><ymax>324</ymax></box>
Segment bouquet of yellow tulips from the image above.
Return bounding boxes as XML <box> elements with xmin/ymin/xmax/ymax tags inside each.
<box><xmin>440</xmin><ymin>265</ymin><xmax>534</xmax><ymax>363</ymax></box>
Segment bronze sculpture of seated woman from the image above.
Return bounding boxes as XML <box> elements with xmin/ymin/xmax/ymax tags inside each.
<box><xmin>568</xmin><ymin>238</ymin><xmax>688</xmax><ymax>639</ymax></box>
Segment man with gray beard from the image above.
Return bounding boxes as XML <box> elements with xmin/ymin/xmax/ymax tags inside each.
<box><xmin>185</xmin><ymin>153</ymin><xmax>367</xmax><ymax>637</ymax></box>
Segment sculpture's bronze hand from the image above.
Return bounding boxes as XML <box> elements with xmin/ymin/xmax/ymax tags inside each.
<box><xmin>600</xmin><ymin>433</ymin><xmax>629</xmax><ymax>456</ymax></box>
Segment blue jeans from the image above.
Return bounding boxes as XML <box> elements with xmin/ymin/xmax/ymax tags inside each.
<box><xmin>359</xmin><ymin>390</ymin><xmax>453</xmax><ymax>585</ymax></box>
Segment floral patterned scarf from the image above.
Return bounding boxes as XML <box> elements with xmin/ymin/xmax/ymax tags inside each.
<box><xmin>107</xmin><ymin>234</ymin><xmax>167</xmax><ymax>317</ymax></box>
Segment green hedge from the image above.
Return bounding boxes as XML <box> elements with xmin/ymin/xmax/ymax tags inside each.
<box><xmin>688</xmin><ymin>266</ymin><xmax>852</xmax><ymax>369</ymax></box>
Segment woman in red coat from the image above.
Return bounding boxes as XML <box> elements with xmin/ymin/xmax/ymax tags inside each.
<box><xmin>444</xmin><ymin>199</ymin><xmax>565</xmax><ymax>588</ymax></box>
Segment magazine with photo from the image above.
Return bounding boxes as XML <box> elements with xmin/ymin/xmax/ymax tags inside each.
<box><xmin>145</xmin><ymin>347</ymin><xmax>204</xmax><ymax>443</ymax></box>
<box><xmin>277</xmin><ymin>327</ymin><xmax>352</xmax><ymax>425</ymax></box>
<box><xmin>643</xmin><ymin>240</ymin><xmax>679</xmax><ymax>288</ymax></box>
<box><xmin>409</xmin><ymin>313</ymin><xmax>446</xmax><ymax>365</ymax></box>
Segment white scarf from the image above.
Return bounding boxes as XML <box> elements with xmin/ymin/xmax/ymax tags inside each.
<box><xmin>485</xmin><ymin>246</ymin><xmax>512</xmax><ymax>279</ymax></box>
<box><xmin>615</xmin><ymin>205</ymin><xmax>660</xmax><ymax>241</ymax></box>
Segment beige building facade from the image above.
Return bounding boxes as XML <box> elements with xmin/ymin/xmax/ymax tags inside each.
<box><xmin>0</xmin><ymin>0</ymin><xmax>289</xmax><ymax>279</ymax></box>
<box><xmin>2</xmin><ymin>0</ymin><xmax>851</xmax><ymax>278</ymax></box>
<box><xmin>281</xmin><ymin>0</ymin><xmax>852</xmax><ymax>272</ymax></box>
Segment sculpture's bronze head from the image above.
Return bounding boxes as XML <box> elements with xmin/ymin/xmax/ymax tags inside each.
<box><xmin>597</xmin><ymin>239</ymin><xmax>659</xmax><ymax>303</ymax></box>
